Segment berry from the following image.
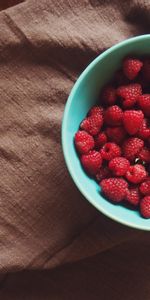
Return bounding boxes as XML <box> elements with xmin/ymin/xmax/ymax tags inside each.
<box><xmin>101</xmin><ymin>85</ymin><xmax>117</xmax><ymax>105</ymax></box>
<box><xmin>140</xmin><ymin>180</ymin><xmax>150</xmax><ymax>196</ymax></box>
<box><xmin>104</xmin><ymin>105</ymin><xmax>123</xmax><ymax>126</ymax></box>
<box><xmin>139</xmin><ymin>147</ymin><xmax>150</xmax><ymax>163</ymax></box>
<box><xmin>138</xmin><ymin>118</ymin><xmax>150</xmax><ymax>140</ymax></box>
<box><xmin>81</xmin><ymin>150</ymin><xmax>102</xmax><ymax>175</ymax></box>
<box><xmin>80</xmin><ymin>114</ymin><xmax>103</xmax><ymax>136</ymax></box>
<box><xmin>140</xmin><ymin>196</ymin><xmax>150</xmax><ymax>218</ymax></box>
<box><xmin>122</xmin><ymin>137</ymin><xmax>144</xmax><ymax>161</ymax></box>
<box><xmin>101</xmin><ymin>142</ymin><xmax>121</xmax><ymax>161</ymax></box>
<box><xmin>126</xmin><ymin>164</ymin><xmax>147</xmax><ymax>184</ymax></box>
<box><xmin>126</xmin><ymin>187</ymin><xmax>141</xmax><ymax>206</ymax></box>
<box><xmin>88</xmin><ymin>106</ymin><xmax>104</xmax><ymax>117</ymax></box>
<box><xmin>109</xmin><ymin>157</ymin><xmax>130</xmax><ymax>176</ymax></box>
<box><xmin>123</xmin><ymin>110</ymin><xmax>144</xmax><ymax>135</ymax></box>
<box><xmin>106</xmin><ymin>126</ymin><xmax>126</xmax><ymax>144</ymax></box>
<box><xmin>100</xmin><ymin>178</ymin><xmax>128</xmax><ymax>202</ymax></box>
<box><xmin>142</xmin><ymin>59</ymin><xmax>150</xmax><ymax>82</ymax></box>
<box><xmin>123</xmin><ymin>57</ymin><xmax>143</xmax><ymax>80</ymax></box>
<box><xmin>95</xmin><ymin>132</ymin><xmax>107</xmax><ymax>149</ymax></box>
<box><xmin>96</xmin><ymin>166</ymin><xmax>111</xmax><ymax>182</ymax></box>
<box><xmin>75</xmin><ymin>131</ymin><xmax>95</xmax><ymax>154</ymax></box>
<box><xmin>117</xmin><ymin>83</ymin><xmax>142</xmax><ymax>108</ymax></box>
<box><xmin>138</xmin><ymin>94</ymin><xmax>150</xmax><ymax>117</ymax></box>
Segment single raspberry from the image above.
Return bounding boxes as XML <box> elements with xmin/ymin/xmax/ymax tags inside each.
<box><xmin>123</xmin><ymin>57</ymin><xmax>143</xmax><ymax>80</ymax></box>
<box><xmin>140</xmin><ymin>180</ymin><xmax>150</xmax><ymax>196</ymax></box>
<box><xmin>122</xmin><ymin>137</ymin><xmax>144</xmax><ymax>161</ymax></box>
<box><xmin>95</xmin><ymin>132</ymin><xmax>107</xmax><ymax>149</ymax></box>
<box><xmin>117</xmin><ymin>83</ymin><xmax>142</xmax><ymax>108</ymax></box>
<box><xmin>138</xmin><ymin>94</ymin><xmax>150</xmax><ymax>117</ymax></box>
<box><xmin>88</xmin><ymin>106</ymin><xmax>104</xmax><ymax>117</ymax></box>
<box><xmin>139</xmin><ymin>147</ymin><xmax>150</xmax><ymax>163</ymax></box>
<box><xmin>101</xmin><ymin>142</ymin><xmax>121</xmax><ymax>161</ymax></box>
<box><xmin>106</xmin><ymin>126</ymin><xmax>126</xmax><ymax>144</ymax></box>
<box><xmin>74</xmin><ymin>131</ymin><xmax>95</xmax><ymax>154</ymax></box>
<box><xmin>104</xmin><ymin>105</ymin><xmax>123</xmax><ymax>126</ymax></box>
<box><xmin>80</xmin><ymin>114</ymin><xmax>103</xmax><ymax>136</ymax></box>
<box><xmin>108</xmin><ymin>157</ymin><xmax>130</xmax><ymax>176</ymax></box>
<box><xmin>126</xmin><ymin>164</ymin><xmax>147</xmax><ymax>184</ymax></box>
<box><xmin>96</xmin><ymin>166</ymin><xmax>111</xmax><ymax>182</ymax></box>
<box><xmin>81</xmin><ymin>150</ymin><xmax>102</xmax><ymax>175</ymax></box>
<box><xmin>123</xmin><ymin>110</ymin><xmax>144</xmax><ymax>135</ymax></box>
<box><xmin>126</xmin><ymin>187</ymin><xmax>141</xmax><ymax>206</ymax></box>
<box><xmin>100</xmin><ymin>178</ymin><xmax>128</xmax><ymax>202</ymax></box>
<box><xmin>142</xmin><ymin>59</ymin><xmax>150</xmax><ymax>82</ymax></box>
<box><xmin>138</xmin><ymin>118</ymin><xmax>150</xmax><ymax>140</ymax></box>
<box><xmin>101</xmin><ymin>85</ymin><xmax>117</xmax><ymax>106</ymax></box>
<box><xmin>140</xmin><ymin>196</ymin><xmax>150</xmax><ymax>218</ymax></box>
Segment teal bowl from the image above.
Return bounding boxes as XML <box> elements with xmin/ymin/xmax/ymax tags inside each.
<box><xmin>62</xmin><ymin>35</ymin><xmax>150</xmax><ymax>231</ymax></box>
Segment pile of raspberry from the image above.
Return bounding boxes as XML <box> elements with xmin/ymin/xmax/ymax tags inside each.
<box><xmin>74</xmin><ymin>57</ymin><xmax>150</xmax><ymax>218</ymax></box>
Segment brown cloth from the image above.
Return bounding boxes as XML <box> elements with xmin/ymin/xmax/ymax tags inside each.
<box><xmin>0</xmin><ymin>0</ymin><xmax>150</xmax><ymax>299</ymax></box>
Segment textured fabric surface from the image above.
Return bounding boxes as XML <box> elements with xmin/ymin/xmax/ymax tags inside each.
<box><xmin>0</xmin><ymin>0</ymin><xmax>150</xmax><ymax>299</ymax></box>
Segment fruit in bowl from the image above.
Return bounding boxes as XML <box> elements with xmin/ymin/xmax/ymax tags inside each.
<box><xmin>62</xmin><ymin>35</ymin><xmax>150</xmax><ymax>230</ymax></box>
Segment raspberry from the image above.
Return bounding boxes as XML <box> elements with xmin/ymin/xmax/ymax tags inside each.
<box><xmin>117</xmin><ymin>83</ymin><xmax>142</xmax><ymax>108</ymax></box>
<box><xmin>122</xmin><ymin>137</ymin><xmax>144</xmax><ymax>161</ymax></box>
<box><xmin>123</xmin><ymin>57</ymin><xmax>143</xmax><ymax>80</ymax></box>
<box><xmin>101</xmin><ymin>142</ymin><xmax>121</xmax><ymax>161</ymax></box>
<box><xmin>100</xmin><ymin>178</ymin><xmax>128</xmax><ymax>202</ymax></box>
<box><xmin>140</xmin><ymin>196</ymin><xmax>150</xmax><ymax>218</ymax></box>
<box><xmin>142</xmin><ymin>59</ymin><xmax>150</xmax><ymax>82</ymax></box>
<box><xmin>106</xmin><ymin>126</ymin><xmax>126</xmax><ymax>144</ymax></box>
<box><xmin>123</xmin><ymin>110</ymin><xmax>144</xmax><ymax>135</ymax></box>
<box><xmin>140</xmin><ymin>180</ymin><xmax>150</xmax><ymax>195</ymax></box>
<box><xmin>126</xmin><ymin>164</ymin><xmax>147</xmax><ymax>184</ymax></box>
<box><xmin>138</xmin><ymin>94</ymin><xmax>150</xmax><ymax>117</ymax></box>
<box><xmin>96</xmin><ymin>166</ymin><xmax>111</xmax><ymax>182</ymax></box>
<box><xmin>81</xmin><ymin>150</ymin><xmax>102</xmax><ymax>175</ymax></box>
<box><xmin>101</xmin><ymin>85</ymin><xmax>117</xmax><ymax>106</ymax></box>
<box><xmin>126</xmin><ymin>187</ymin><xmax>141</xmax><ymax>206</ymax></box>
<box><xmin>104</xmin><ymin>105</ymin><xmax>123</xmax><ymax>126</ymax></box>
<box><xmin>88</xmin><ymin>106</ymin><xmax>104</xmax><ymax>117</ymax></box>
<box><xmin>138</xmin><ymin>118</ymin><xmax>150</xmax><ymax>140</ymax></box>
<box><xmin>80</xmin><ymin>114</ymin><xmax>103</xmax><ymax>136</ymax></box>
<box><xmin>74</xmin><ymin>131</ymin><xmax>95</xmax><ymax>154</ymax></box>
<box><xmin>108</xmin><ymin>157</ymin><xmax>130</xmax><ymax>176</ymax></box>
<box><xmin>138</xmin><ymin>147</ymin><xmax>150</xmax><ymax>163</ymax></box>
<box><xmin>95</xmin><ymin>132</ymin><xmax>107</xmax><ymax>149</ymax></box>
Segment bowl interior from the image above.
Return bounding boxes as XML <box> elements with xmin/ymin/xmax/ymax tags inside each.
<box><xmin>62</xmin><ymin>35</ymin><xmax>150</xmax><ymax>230</ymax></box>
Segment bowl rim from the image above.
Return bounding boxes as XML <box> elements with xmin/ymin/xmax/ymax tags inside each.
<box><xmin>62</xmin><ymin>34</ymin><xmax>150</xmax><ymax>231</ymax></box>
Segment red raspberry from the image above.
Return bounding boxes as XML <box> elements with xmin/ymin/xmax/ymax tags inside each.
<box><xmin>108</xmin><ymin>157</ymin><xmax>130</xmax><ymax>176</ymax></box>
<box><xmin>122</xmin><ymin>137</ymin><xmax>144</xmax><ymax>161</ymax></box>
<box><xmin>80</xmin><ymin>114</ymin><xmax>103</xmax><ymax>136</ymax></box>
<box><xmin>100</xmin><ymin>178</ymin><xmax>128</xmax><ymax>202</ymax></box>
<box><xmin>123</xmin><ymin>57</ymin><xmax>143</xmax><ymax>80</ymax></box>
<box><xmin>101</xmin><ymin>85</ymin><xmax>117</xmax><ymax>105</ymax></box>
<box><xmin>75</xmin><ymin>131</ymin><xmax>95</xmax><ymax>154</ymax></box>
<box><xmin>101</xmin><ymin>142</ymin><xmax>121</xmax><ymax>161</ymax></box>
<box><xmin>139</xmin><ymin>147</ymin><xmax>150</xmax><ymax>163</ymax></box>
<box><xmin>140</xmin><ymin>180</ymin><xmax>150</xmax><ymax>196</ymax></box>
<box><xmin>126</xmin><ymin>164</ymin><xmax>147</xmax><ymax>184</ymax></box>
<box><xmin>88</xmin><ymin>106</ymin><xmax>104</xmax><ymax>117</ymax></box>
<box><xmin>138</xmin><ymin>118</ymin><xmax>150</xmax><ymax>140</ymax></box>
<box><xmin>126</xmin><ymin>187</ymin><xmax>141</xmax><ymax>206</ymax></box>
<box><xmin>95</xmin><ymin>132</ymin><xmax>107</xmax><ymax>149</ymax></box>
<box><xmin>81</xmin><ymin>150</ymin><xmax>102</xmax><ymax>175</ymax></box>
<box><xmin>117</xmin><ymin>83</ymin><xmax>142</xmax><ymax>108</ymax></box>
<box><xmin>140</xmin><ymin>196</ymin><xmax>150</xmax><ymax>218</ymax></box>
<box><xmin>138</xmin><ymin>94</ymin><xmax>150</xmax><ymax>117</ymax></box>
<box><xmin>142</xmin><ymin>59</ymin><xmax>150</xmax><ymax>82</ymax></box>
<box><xmin>104</xmin><ymin>105</ymin><xmax>123</xmax><ymax>126</ymax></box>
<box><xmin>106</xmin><ymin>126</ymin><xmax>126</xmax><ymax>144</ymax></box>
<box><xmin>96</xmin><ymin>166</ymin><xmax>111</xmax><ymax>182</ymax></box>
<box><xmin>123</xmin><ymin>110</ymin><xmax>144</xmax><ymax>135</ymax></box>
